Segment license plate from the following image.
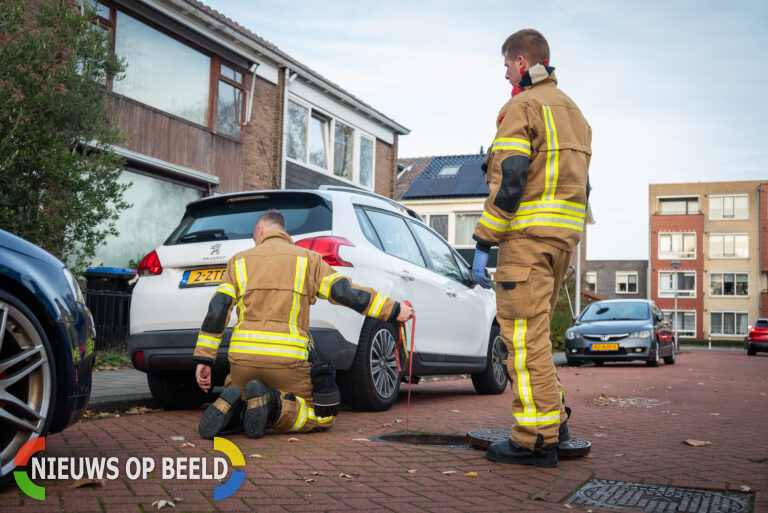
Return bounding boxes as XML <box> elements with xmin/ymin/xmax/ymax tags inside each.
<box><xmin>180</xmin><ymin>268</ymin><xmax>226</xmax><ymax>288</ymax></box>
<box><xmin>591</xmin><ymin>343</ymin><xmax>619</xmax><ymax>351</ymax></box>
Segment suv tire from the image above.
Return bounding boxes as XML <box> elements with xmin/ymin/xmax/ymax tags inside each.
<box><xmin>663</xmin><ymin>345</ymin><xmax>676</xmax><ymax>365</ymax></box>
<box><xmin>471</xmin><ymin>325</ymin><xmax>509</xmax><ymax>394</ymax></box>
<box><xmin>339</xmin><ymin>318</ymin><xmax>400</xmax><ymax>412</ymax></box>
<box><xmin>0</xmin><ymin>290</ymin><xmax>57</xmax><ymax>487</ymax></box>
<box><xmin>646</xmin><ymin>342</ymin><xmax>660</xmax><ymax>367</ymax></box>
<box><xmin>747</xmin><ymin>346</ymin><xmax>756</xmax><ymax>356</ymax></box>
<box><xmin>147</xmin><ymin>370</ymin><xmax>211</xmax><ymax>410</ymax></box>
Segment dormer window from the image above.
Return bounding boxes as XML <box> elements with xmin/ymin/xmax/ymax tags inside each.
<box><xmin>438</xmin><ymin>165</ymin><xmax>459</xmax><ymax>177</ymax></box>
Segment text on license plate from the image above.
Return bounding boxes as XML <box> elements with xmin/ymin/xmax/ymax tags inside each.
<box><xmin>180</xmin><ymin>268</ymin><xmax>226</xmax><ymax>288</ymax></box>
<box><xmin>591</xmin><ymin>343</ymin><xmax>619</xmax><ymax>351</ymax></box>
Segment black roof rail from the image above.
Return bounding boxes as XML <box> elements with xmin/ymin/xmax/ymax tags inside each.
<box><xmin>318</xmin><ymin>185</ymin><xmax>422</xmax><ymax>221</ymax></box>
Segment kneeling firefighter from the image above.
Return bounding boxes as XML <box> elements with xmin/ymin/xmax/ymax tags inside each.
<box><xmin>194</xmin><ymin>209</ymin><xmax>414</xmax><ymax>439</ymax></box>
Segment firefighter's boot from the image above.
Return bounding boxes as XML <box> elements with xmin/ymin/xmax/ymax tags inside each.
<box><xmin>559</xmin><ymin>406</ymin><xmax>572</xmax><ymax>442</ymax></box>
<box><xmin>485</xmin><ymin>434</ymin><xmax>558</xmax><ymax>468</ymax></box>
<box><xmin>199</xmin><ymin>386</ymin><xmax>243</xmax><ymax>440</ymax></box>
<box><xmin>244</xmin><ymin>380</ymin><xmax>280</xmax><ymax>439</ymax></box>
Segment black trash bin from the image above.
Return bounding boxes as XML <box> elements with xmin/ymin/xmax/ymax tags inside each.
<box><xmin>84</xmin><ymin>267</ymin><xmax>137</xmax><ymax>352</ymax></box>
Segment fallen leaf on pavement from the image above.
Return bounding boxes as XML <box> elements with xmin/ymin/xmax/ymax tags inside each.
<box><xmin>172</xmin><ymin>497</ymin><xmax>183</xmax><ymax>503</ymax></box>
<box><xmin>287</xmin><ymin>437</ymin><xmax>299</xmax><ymax>442</ymax></box>
<box><xmin>614</xmin><ymin>453</ymin><xmax>624</xmax><ymax>457</ymax></box>
<box><xmin>339</xmin><ymin>473</ymin><xmax>353</xmax><ymax>479</ymax></box>
<box><xmin>760</xmin><ymin>393</ymin><xmax>766</xmax><ymax>396</ymax></box>
<box><xmin>597</xmin><ymin>425</ymin><xmax>605</xmax><ymax>429</ymax></box>
<box><xmin>179</xmin><ymin>442</ymin><xmax>195</xmax><ymax>448</ymax></box>
<box><xmin>151</xmin><ymin>499</ymin><xmax>175</xmax><ymax>510</ymax></box>
<box><xmin>684</xmin><ymin>439</ymin><xmax>712</xmax><ymax>447</ymax></box>
<box><xmin>442</xmin><ymin>471</ymin><xmax>456</xmax><ymax>475</ymax></box>
<box><xmin>450</xmin><ymin>410</ymin><xmax>460</xmax><ymax>413</ymax></box>
<box><xmin>464</xmin><ymin>472</ymin><xmax>478</xmax><ymax>478</ymax></box>
<box><xmin>710</xmin><ymin>413</ymin><xmax>720</xmax><ymax>416</ymax></box>
<box><xmin>585</xmin><ymin>453</ymin><xmax>595</xmax><ymax>459</ymax></box>
<box><xmin>249</xmin><ymin>454</ymin><xmax>263</xmax><ymax>459</ymax></box>
<box><xmin>69</xmin><ymin>478</ymin><xmax>105</xmax><ymax>489</ymax></box>
<box><xmin>406</xmin><ymin>469</ymin><xmax>418</xmax><ymax>474</ymax></box>
<box><xmin>352</xmin><ymin>438</ymin><xmax>370</xmax><ymax>442</ymax></box>
<box><xmin>170</xmin><ymin>436</ymin><xmax>185</xmax><ymax>441</ymax></box>
<box><xmin>304</xmin><ymin>478</ymin><xmax>316</xmax><ymax>483</ymax></box>
<box><xmin>740</xmin><ymin>485</ymin><xmax>751</xmax><ymax>492</ymax></box>
<box><xmin>311</xmin><ymin>471</ymin><xmax>324</xmax><ymax>476</ymax></box>
<box><xmin>564</xmin><ymin>504</ymin><xmax>574</xmax><ymax>509</ymax></box>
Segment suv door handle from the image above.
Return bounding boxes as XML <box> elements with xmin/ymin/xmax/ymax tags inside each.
<box><xmin>445</xmin><ymin>290</ymin><xmax>457</xmax><ymax>297</ymax></box>
<box><xmin>400</xmin><ymin>271</ymin><xmax>415</xmax><ymax>281</ymax></box>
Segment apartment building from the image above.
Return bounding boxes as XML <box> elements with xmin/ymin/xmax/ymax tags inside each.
<box><xmin>585</xmin><ymin>260</ymin><xmax>648</xmax><ymax>300</ymax></box>
<box><xmin>648</xmin><ymin>180</ymin><xmax>767</xmax><ymax>340</ymax></box>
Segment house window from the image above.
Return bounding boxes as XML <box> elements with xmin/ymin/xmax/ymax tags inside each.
<box><xmin>659</xmin><ymin>197</ymin><xmax>698</xmax><ymax>214</ymax></box>
<box><xmin>216</xmin><ymin>63</ymin><xmax>245</xmax><ymax>138</ymax></box>
<box><xmin>658</xmin><ymin>232</ymin><xmax>695</xmax><ymax>259</ymax></box>
<box><xmin>662</xmin><ymin>310</ymin><xmax>696</xmax><ymax>338</ymax></box>
<box><xmin>359</xmin><ymin>137</ymin><xmax>374</xmax><ymax>188</ymax></box>
<box><xmin>709</xmin><ymin>272</ymin><xmax>749</xmax><ymax>297</ymax></box>
<box><xmin>709</xmin><ymin>233</ymin><xmax>748</xmax><ymax>258</ymax></box>
<box><xmin>455</xmin><ymin>213</ymin><xmax>481</xmax><ymax>247</ymax></box>
<box><xmin>286</xmin><ymin>97</ymin><xmax>375</xmax><ymax>188</ymax></box>
<box><xmin>659</xmin><ymin>271</ymin><xmax>696</xmax><ymax>298</ymax></box>
<box><xmin>585</xmin><ymin>271</ymin><xmax>596</xmax><ymax>292</ymax></box>
<box><xmin>615</xmin><ymin>272</ymin><xmax>637</xmax><ymax>294</ymax></box>
<box><xmin>438</xmin><ymin>165</ymin><xmax>460</xmax><ymax>177</ymax></box>
<box><xmin>710</xmin><ymin>311</ymin><xmax>748</xmax><ymax>336</ymax></box>
<box><xmin>428</xmin><ymin>215</ymin><xmax>449</xmax><ymax>240</ymax></box>
<box><xmin>709</xmin><ymin>194</ymin><xmax>748</xmax><ymax>220</ymax></box>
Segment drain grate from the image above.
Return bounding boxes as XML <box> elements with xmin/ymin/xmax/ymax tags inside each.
<box><xmin>565</xmin><ymin>479</ymin><xmax>752</xmax><ymax>513</ymax></box>
<box><xmin>372</xmin><ymin>433</ymin><xmax>471</xmax><ymax>449</ymax></box>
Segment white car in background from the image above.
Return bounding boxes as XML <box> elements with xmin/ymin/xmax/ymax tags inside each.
<box><xmin>128</xmin><ymin>186</ymin><xmax>503</xmax><ymax>411</ymax></box>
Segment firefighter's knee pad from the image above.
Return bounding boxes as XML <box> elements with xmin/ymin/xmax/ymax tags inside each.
<box><xmin>311</xmin><ymin>362</ymin><xmax>340</xmax><ymax>418</ymax></box>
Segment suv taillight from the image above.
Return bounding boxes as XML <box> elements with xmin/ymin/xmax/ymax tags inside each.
<box><xmin>137</xmin><ymin>250</ymin><xmax>163</xmax><ymax>276</ymax></box>
<box><xmin>295</xmin><ymin>236</ymin><xmax>354</xmax><ymax>267</ymax></box>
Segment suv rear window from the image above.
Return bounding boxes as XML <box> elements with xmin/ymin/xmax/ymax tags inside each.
<box><xmin>755</xmin><ymin>320</ymin><xmax>768</xmax><ymax>328</ymax></box>
<box><xmin>165</xmin><ymin>194</ymin><xmax>332</xmax><ymax>245</ymax></box>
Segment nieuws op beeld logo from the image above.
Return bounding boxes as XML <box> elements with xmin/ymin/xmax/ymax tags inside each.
<box><xmin>14</xmin><ymin>436</ymin><xmax>245</xmax><ymax>501</ymax></box>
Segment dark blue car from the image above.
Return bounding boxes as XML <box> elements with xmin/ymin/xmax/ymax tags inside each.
<box><xmin>0</xmin><ymin>229</ymin><xmax>95</xmax><ymax>485</ymax></box>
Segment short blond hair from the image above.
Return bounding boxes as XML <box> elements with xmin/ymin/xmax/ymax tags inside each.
<box><xmin>501</xmin><ymin>29</ymin><xmax>550</xmax><ymax>65</ymax></box>
<box><xmin>257</xmin><ymin>209</ymin><xmax>286</xmax><ymax>230</ymax></box>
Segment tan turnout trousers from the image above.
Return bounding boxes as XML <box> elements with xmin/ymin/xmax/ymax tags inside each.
<box><xmin>495</xmin><ymin>237</ymin><xmax>571</xmax><ymax>450</ymax></box>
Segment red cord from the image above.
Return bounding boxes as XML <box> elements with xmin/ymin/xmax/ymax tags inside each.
<box><xmin>403</xmin><ymin>301</ymin><xmax>415</xmax><ymax>441</ymax></box>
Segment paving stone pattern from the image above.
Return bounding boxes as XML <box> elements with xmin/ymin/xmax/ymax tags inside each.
<box><xmin>1</xmin><ymin>351</ymin><xmax>766</xmax><ymax>512</ymax></box>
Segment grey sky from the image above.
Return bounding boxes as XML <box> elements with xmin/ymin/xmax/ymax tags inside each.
<box><xmin>204</xmin><ymin>0</ymin><xmax>768</xmax><ymax>260</ymax></box>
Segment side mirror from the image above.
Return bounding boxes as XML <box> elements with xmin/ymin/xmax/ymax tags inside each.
<box><xmin>655</xmin><ymin>312</ymin><xmax>664</xmax><ymax>323</ymax></box>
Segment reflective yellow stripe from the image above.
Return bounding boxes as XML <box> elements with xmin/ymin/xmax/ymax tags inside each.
<box><xmin>235</xmin><ymin>258</ymin><xmax>247</xmax><ymax>296</ymax></box>
<box><xmin>233</xmin><ymin>329</ymin><xmax>309</xmax><ymax>342</ymax></box>
<box><xmin>369</xmin><ymin>293</ymin><xmax>386</xmax><ymax>318</ymax></box>
<box><xmin>198</xmin><ymin>334</ymin><xmax>221</xmax><ymax>343</ymax></box>
<box><xmin>197</xmin><ymin>341</ymin><xmax>219</xmax><ymax>349</ymax></box>
<box><xmin>319</xmin><ymin>272</ymin><xmax>342</xmax><ymax>299</ymax></box>
<box><xmin>197</xmin><ymin>334</ymin><xmax>222</xmax><ymax>350</ymax></box>
<box><xmin>479</xmin><ymin>211</ymin><xmax>509</xmax><ymax>232</ymax></box>
<box><xmin>512</xmin><ymin>319</ymin><xmax>535</xmax><ymax>415</ymax></box>
<box><xmin>520</xmin><ymin>199</ymin><xmax>585</xmax><ymax>209</ymax></box>
<box><xmin>541</xmin><ymin>105</ymin><xmax>559</xmax><ymax>202</ymax></box>
<box><xmin>507</xmin><ymin>215</ymin><xmax>584</xmax><ymax>232</ymax></box>
<box><xmin>307</xmin><ymin>408</ymin><xmax>334</xmax><ymax>424</ymax></box>
<box><xmin>290</xmin><ymin>396</ymin><xmax>308</xmax><ymax>431</ymax></box>
<box><xmin>229</xmin><ymin>344</ymin><xmax>309</xmax><ymax>359</ymax></box>
<box><xmin>479</xmin><ymin>218</ymin><xmax>507</xmax><ymax>232</ymax></box>
<box><xmin>289</xmin><ymin>257</ymin><xmax>307</xmax><ymax>336</ymax></box>
<box><xmin>512</xmin><ymin>211</ymin><xmax>583</xmax><ymax>223</ymax></box>
<box><xmin>216</xmin><ymin>283</ymin><xmax>236</xmax><ymax>299</ymax></box>
<box><xmin>491</xmin><ymin>137</ymin><xmax>531</xmax><ymax>156</ymax></box>
<box><xmin>513</xmin><ymin>410</ymin><xmax>561</xmax><ymax>426</ymax></box>
<box><xmin>515</xmin><ymin>206</ymin><xmax>585</xmax><ymax>218</ymax></box>
<box><xmin>237</xmin><ymin>299</ymin><xmax>245</xmax><ymax>327</ymax></box>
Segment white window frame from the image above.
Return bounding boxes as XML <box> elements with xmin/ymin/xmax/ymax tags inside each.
<box><xmin>708</xmin><ymin>233</ymin><xmax>749</xmax><ymax>259</ymax></box>
<box><xmin>662</xmin><ymin>310</ymin><xmax>696</xmax><ymax>338</ymax></box>
<box><xmin>658</xmin><ymin>270</ymin><xmax>696</xmax><ymax>298</ymax></box>
<box><xmin>709</xmin><ymin>194</ymin><xmax>748</xmax><ymax>220</ymax></box>
<box><xmin>709</xmin><ymin>271</ymin><xmax>749</xmax><ymax>298</ymax></box>
<box><xmin>657</xmin><ymin>195</ymin><xmax>699</xmax><ymax>215</ymax></box>
<box><xmin>658</xmin><ymin>232</ymin><xmax>696</xmax><ymax>260</ymax></box>
<box><xmin>285</xmin><ymin>95</ymin><xmax>376</xmax><ymax>190</ymax></box>
<box><xmin>585</xmin><ymin>271</ymin><xmax>597</xmax><ymax>293</ymax></box>
<box><xmin>615</xmin><ymin>271</ymin><xmax>638</xmax><ymax>294</ymax></box>
<box><xmin>709</xmin><ymin>310</ymin><xmax>749</xmax><ymax>336</ymax></box>
<box><xmin>454</xmin><ymin>212</ymin><xmax>482</xmax><ymax>248</ymax></box>
<box><xmin>425</xmin><ymin>214</ymin><xmax>450</xmax><ymax>241</ymax></box>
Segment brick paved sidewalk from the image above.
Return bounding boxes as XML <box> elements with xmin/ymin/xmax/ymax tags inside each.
<box><xmin>2</xmin><ymin>351</ymin><xmax>766</xmax><ymax>512</ymax></box>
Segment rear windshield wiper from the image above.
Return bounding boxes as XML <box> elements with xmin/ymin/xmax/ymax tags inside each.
<box><xmin>179</xmin><ymin>229</ymin><xmax>229</xmax><ymax>242</ymax></box>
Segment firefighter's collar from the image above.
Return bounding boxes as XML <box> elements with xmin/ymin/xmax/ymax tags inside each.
<box><xmin>519</xmin><ymin>64</ymin><xmax>557</xmax><ymax>90</ymax></box>
<box><xmin>257</xmin><ymin>229</ymin><xmax>294</xmax><ymax>246</ymax></box>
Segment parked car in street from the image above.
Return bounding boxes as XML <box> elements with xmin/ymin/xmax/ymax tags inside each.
<box><xmin>746</xmin><ymin>318</ymin><xmax>768</xmax><ymax>356</ymax></box>
<box><xmin>0</xmin><ymin>229</ymin><xmax>95</xmax><ymax>487</ymax></box>
<box><xmin>564</xmin><ymin>299</ymin><xmax>675</xmax><ymax>367</ymax></box>
<box><xmin>128</xmin><ymin>186</ymin><xmax>503</xmax><ymax>411</ymax></box>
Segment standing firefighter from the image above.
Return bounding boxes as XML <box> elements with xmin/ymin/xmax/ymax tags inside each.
<box><xmin>194</xmin><ymin>210</ymin><xmax>414</xmax><ymax>439</ymax></box>
<box><xmin>472</xmin><ymin>29</ymin><xmax>591</xmax><ymax>467</ymax></box>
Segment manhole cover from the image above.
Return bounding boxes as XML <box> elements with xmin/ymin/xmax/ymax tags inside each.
<box><xmin>467</xmin><ymin>429</ymin><xmax>591</xmax><ymax>458</ymax></box>
<box><xmin>565</xmin><ymin>479</ymin><xmax>752</xmax><ymax>513</ymax></box>
<box><xmin>373</xmin><ymin>433</ymin><xmax>470</xmax><ymax>449</ymax></box>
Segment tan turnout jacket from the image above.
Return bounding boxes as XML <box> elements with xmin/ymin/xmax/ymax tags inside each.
<box><xmin>193</xmin><ymin>230</ymin><xmax>397</xmax><ymax>367</ymax></box>
<box><xmin>474</xmin><ymin>65</ymin><xmax>592</xmax><ymax>250</ymax></box>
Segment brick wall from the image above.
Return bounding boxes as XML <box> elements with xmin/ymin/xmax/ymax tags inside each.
<box><xmin>761</xmin><ymin>184</ymin><xmax>768</xmax><ymax>273</ymax></box>
<box><xmin>242</xmin><ymin>74</ymin><xmax>281</xmax><ymax>191</ymax></box>
<box><xmin>375</xmin><ymin>138</ymin><xmax>396</xmax><ymax>198</ymax></box>
<box><xmin>650</xmin><ymin>213</ymin><xmax>704</xmax><ymax>337</ymax></box>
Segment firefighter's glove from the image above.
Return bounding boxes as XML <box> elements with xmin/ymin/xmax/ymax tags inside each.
<box><xmin>310</xmin><ymin>362</ymin><xmax>340</xmax><ymax>418</ymax></box>
<box><xmin>472</xmin><ymin>247</ymin><xmax>492</xmax><ymax>289</ymax></box>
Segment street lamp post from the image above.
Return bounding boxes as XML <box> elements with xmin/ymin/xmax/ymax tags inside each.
<box><xmin>670</xmin><ymin>261</ymin><xmax>682</xmax><ymax>351</ymax></box>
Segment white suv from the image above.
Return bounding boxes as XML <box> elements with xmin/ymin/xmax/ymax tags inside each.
<box><xmin>128</xmin><ymin>186</ymin><xmax>505</xmax><ymax>411</ymax></box>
